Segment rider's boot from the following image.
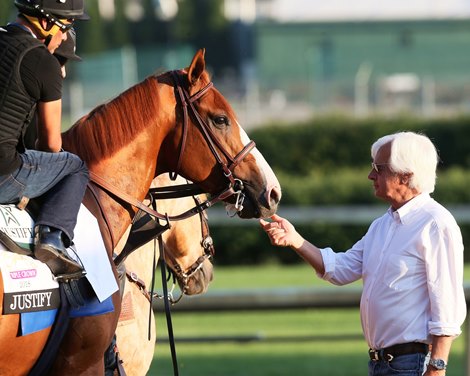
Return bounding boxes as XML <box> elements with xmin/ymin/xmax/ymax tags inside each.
<box><xmin>34</xmin><ymin>225</ymin><xmax>85</xmax><ymax>279</ymax></box>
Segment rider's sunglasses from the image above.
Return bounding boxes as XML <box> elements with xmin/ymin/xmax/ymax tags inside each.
<box><xmin>34</xmin><ymin>5</ymin><xmax>75</xmax><ymax>32</ymax></box>
<box><xmin>371</xmin><ymin>162</ymin><xmax>390</xmax><ymax>173</ymax></box>
<box><xmin>53</xmin><ymin>18</ymin><xmax>75</xmax><ymax>32</ymax></box>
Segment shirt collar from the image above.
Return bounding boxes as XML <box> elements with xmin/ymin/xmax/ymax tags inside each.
<box><xmin>7</xmin><ymin>23</ymin><xmax>36</xmax><ymax>38</ymax></box>
<box><xmin>387</xmin><ymin>193</ymin><xmax>431</xmax><ymax>224</ymax></box>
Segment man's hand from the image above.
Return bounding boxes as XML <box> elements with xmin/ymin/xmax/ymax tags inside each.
<box><xmin>259</xmin><ymin>214</ymin><xmax>304</xmax><ymax>249</ymax></box>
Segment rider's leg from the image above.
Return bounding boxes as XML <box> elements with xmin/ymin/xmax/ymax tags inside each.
<box><xmin>0</xmin><ymin>150</ymin><xmax>89</xmax><ymax>276</ymax></box>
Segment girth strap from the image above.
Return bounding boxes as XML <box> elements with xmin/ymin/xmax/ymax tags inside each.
<box><xmin>0</xmin><ymin>229</ymin><xmax>33</xmax><ymax>256</ymax></box>
<box><xmin>62</xmin><ymin>280</ymin><xmax>86</xmax><ymax>309</ymax></box>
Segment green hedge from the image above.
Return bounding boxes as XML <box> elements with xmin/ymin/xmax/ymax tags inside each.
<box><xmin>250</xmin><ymin>115</ymin><xmax>470</xmax><ymax>175</ymax></box>
<box><xmin>277</xmin><ymin>167</ymin><xmax>470</xmax><ymax>205</ymax></box>
<box><xmin>211</xmin><ymin>223</ymin><xmax>370</xmax><ymax>266</ymax></box>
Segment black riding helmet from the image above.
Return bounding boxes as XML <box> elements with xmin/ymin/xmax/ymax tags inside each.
<box><xmin>14</xmin><ymin>0</ymin><xmax>89</xmax><ymax>20</ymax></box>
<box><xmin>14</xmin><ymin>0</ymin><xmax>89</xmax><ymax>40</ymax></box>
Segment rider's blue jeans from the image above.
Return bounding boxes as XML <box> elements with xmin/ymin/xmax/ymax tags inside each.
<box><xmin>368</xmin><ymin>353</ymin><xmax>427</xmax><ymax>376</ymax></box>
<box><xmin>0</xmin><ymin>150</ymin><xmax>89</xmax><ymax>242</ymax></box>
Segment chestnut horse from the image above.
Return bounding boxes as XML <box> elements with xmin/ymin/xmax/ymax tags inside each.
<box><xmin>0</xmin><ymin>49</ymin><xmax>281</xmax><ymax>375</ymax></box>
<box><xmin>115</xmin><ymin>174</ymin><xmax>214</xmax><ymax>375</ymax></box>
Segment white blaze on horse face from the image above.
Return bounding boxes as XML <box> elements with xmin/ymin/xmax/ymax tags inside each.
<box><xmin>238</xmin><ymin>123</ymin><xmax>282</xmax><ymax>203</ymax></box>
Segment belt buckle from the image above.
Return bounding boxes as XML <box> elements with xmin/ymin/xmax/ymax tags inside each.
<box><xmin>385</xmin><ymin>353</ymin><xmax>394</xmax><ymax>362</ymax></box>
<box><xmin>369</xmin><ymin>349</ymin><xmax>380</xmax><ymax>361</ymax></box>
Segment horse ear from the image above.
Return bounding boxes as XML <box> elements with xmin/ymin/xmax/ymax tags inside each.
<box><xmin>187</xmin><ymin>48</ymin><xmax>206</xmax><ymax>85</ymax></box>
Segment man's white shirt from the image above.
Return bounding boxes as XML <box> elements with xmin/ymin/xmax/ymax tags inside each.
<box><xmin>320</xmin><ymin>193</ymin><xmax>466</xmax><ymax>349</ymax></box>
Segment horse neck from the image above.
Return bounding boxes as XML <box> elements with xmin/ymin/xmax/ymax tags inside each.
<box><xmin>89</xmin><ymin>135</ymin><xmax>160</xmax><ymax>251</ymax></box>
<box><xmin>64</xmin><ymin>123</ymin><xmax>171</xmax><ymax>253</ymax></box>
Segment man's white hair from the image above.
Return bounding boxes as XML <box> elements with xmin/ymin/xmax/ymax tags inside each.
<box><xmin>371</xmin><ymin>132</ymin><xmax>439</xmax><ymax>193</ymax></box>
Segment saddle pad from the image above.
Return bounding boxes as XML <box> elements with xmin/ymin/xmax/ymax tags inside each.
<box><xmin>74</xmin><ymin>205</ymin><xmax>119</xmax><ymax>302</ymax></box>
<box><xmin>69</xmin><ymin>295</ymin><xmax>114</xmax><ymax>318</ymax></box>
<box><xmin>0</xmin><ymin>250</ymin><xmax>60</xmax><ymax>303</ymax></box>
<box><xmin>0</xmin><ymin>205</ymin><xmax>34</xmax><ymax>250</ymax></box>
<box><xmin>0</xmin><ymin>204</ymin><xmax>118</xmax><ymax>302</ymax></box>
<box><xmin>21</xmin><ymin>309</ymin><xmax>58</xmax><ymax>336</ymax></box>
<box><xmin>1</xmin><ymin>250</ymin><xmax>114</xmax><ymax>335</ymax></box>
<box><xmin>0</xmin><ymin>251</ymin><xmax>60</xmax><ymax>335</ymax></box>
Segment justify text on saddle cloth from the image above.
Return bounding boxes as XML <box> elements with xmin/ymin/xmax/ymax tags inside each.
<box><xmin>0</xmin><ymin>204</ymin><xmax>118</xmax><ymax>302</ymax></box>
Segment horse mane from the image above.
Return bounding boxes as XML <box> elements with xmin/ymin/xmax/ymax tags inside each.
<box><xmin>63</xmin><ymin>76</ymin><xmax>162</xmax><ymax>165</ymax></box>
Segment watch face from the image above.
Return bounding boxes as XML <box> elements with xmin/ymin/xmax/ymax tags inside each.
<box><xmin>430</xmin><ymin>359</ymin><xmax>446</xmax><ymax>370</ymax></box>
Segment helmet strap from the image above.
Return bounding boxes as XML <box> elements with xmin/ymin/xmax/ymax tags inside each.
<box><xmin>23</xmin><ymin>14</ymin><xmax>61</xmax><ymax>39</ymax></box>
<box><xmin>44</xmin><ymin>34</ymin><xmax>52</xmax><ymax>46</ymax></box>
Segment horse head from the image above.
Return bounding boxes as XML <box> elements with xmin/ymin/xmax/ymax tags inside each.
<box><xmin>158</xmin><ymin>49</ymin><xmax>281</xmax><ymax>219</ymax></box>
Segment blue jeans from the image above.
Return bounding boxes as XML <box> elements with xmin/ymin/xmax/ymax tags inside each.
<box><xmin>0</xmin><ymin>150</ymin><xmax>89</xmax><ymax>242</ymax></box>
<box><xmin>368</xmin><ymin>353</ymin><xmax>426</xmax><ymax>376</ymax></box>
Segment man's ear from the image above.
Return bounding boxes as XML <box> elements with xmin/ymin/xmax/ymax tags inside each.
<box><xmin>400</xmin><ymin>173</ymin><xmax>413</xmax><ymax>185</ymax></box>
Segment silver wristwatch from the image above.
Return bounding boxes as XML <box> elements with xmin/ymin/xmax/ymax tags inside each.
<box><xmin>429</xmin><ymin>358</ymin><xmax>447</xmax><ymax>371</ymax></box>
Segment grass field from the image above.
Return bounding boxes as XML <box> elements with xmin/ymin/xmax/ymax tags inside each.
<box><xmin>146</xmin><ymin>264</ymin><xmax>469</xmax><ymax>376</ymax></box>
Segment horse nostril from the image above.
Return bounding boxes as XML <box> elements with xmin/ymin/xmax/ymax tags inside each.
<box><xmin>268</xmin><ymin>186</ymin><xmax>282</xmax><ymax>207</ymax></box>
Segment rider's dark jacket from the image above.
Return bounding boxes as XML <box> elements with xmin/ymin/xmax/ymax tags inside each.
<box><xmin>0</xmin><ymin>25</ymin><xmax>48</xmax><ymax>175</ymax></box>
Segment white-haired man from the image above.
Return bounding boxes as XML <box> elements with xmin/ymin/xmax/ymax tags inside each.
<box><xmin>260</xmin><ymin>131</ymin><xmax>466</xmax><ymax>376</ymax></box>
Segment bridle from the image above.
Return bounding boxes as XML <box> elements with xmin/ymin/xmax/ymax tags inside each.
<box><xmin>168</xmin><ymin>70</ymin><xmax>256</xmax><ymax>211</ymax></box>
<box><xmin>160</xmin><ymin>195</ymin><xmax>215</xmax><ymax>302</ymax></box>
<box><xmin>125</xmin><ymin>194</ymin><xmax>215</xmax><ymax>304</ymax></box>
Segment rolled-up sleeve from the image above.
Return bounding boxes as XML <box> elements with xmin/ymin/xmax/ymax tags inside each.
<box><xmin>425</xmin><ymin>219</ymin><xmax>466</xmax><ymax>337</ymax></box>
<box><xmin>319</xmin><ymin>238</ymin><xmax>365</xmax><ymax>286</ymax></box>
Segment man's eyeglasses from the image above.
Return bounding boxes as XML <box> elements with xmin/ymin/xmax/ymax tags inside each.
<box><xmin>53</xmin><ymin>18</ymin><xmax>74</xmax><ymax>32</ymax></box>
<box><xmin>371</xmin><ymin>162</ymin><xmax>390</xmax><ymax>173</ymax></box>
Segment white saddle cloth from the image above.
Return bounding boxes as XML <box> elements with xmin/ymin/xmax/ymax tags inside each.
<box><xmin>0</xmin><ymin>204</ymin><xmax>118</xmax><ymax>302</ymax></box>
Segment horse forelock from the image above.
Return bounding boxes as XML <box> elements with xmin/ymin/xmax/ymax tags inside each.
<box><xmin>63</xmin><ymin>77</ymin><xmax>162</xmax><ymax>165</ymax></box>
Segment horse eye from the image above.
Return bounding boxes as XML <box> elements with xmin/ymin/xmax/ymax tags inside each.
<box><xmin>212</xmin><ymin>115</ymin><xmax>230</xmax><ymax>128</ymax></box>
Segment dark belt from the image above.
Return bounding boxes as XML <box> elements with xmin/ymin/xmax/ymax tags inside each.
<box><xmin>369</xmin><ymin>342</ymin><xmax>429</xmax><ymax>362</ymax></box>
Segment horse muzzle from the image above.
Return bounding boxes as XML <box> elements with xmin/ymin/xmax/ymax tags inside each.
<box><xmin>236</xmin><ymin>183</ymin><xmax>281</xmax><ymax>219</ymax></box>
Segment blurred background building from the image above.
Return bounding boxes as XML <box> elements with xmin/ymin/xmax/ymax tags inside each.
<box><xmin>3</xmin><ymin>0</ymin><xmax>470</xmax><ymax>127</ymax></box>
